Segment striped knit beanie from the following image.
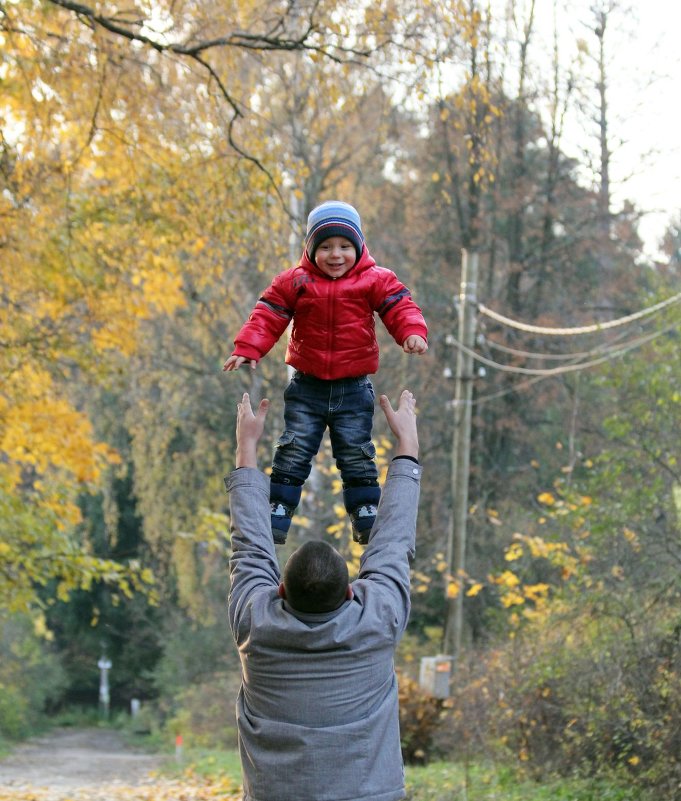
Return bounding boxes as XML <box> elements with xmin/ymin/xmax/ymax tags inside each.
<box><xmin>305</xmin><ymin>201</ymin><xmax>365</xmax><ymax>263</ymax></box>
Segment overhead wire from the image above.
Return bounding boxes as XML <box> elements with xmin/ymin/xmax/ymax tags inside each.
<box><xmin>484</xmin><ymin>338</ymin><xmax>599</xmax><ymax>361</ymax></box>
<box><xmin>467</xmin><ymin>323</ymin><xmax>641</xmax><ymax>405</ymax></box>
<box><xmin>479</xmin><ymin>309</ymin><xmax>663</xmax><ymax>361</ymax></box>
<box><xmin>446</xmin><ymin>296</ymin><xmax>681</xmax><ymax>406</ymax></box>
<box><xmin>477</xmin><ymin>290</ymin><xmax>681</xmax><ymax>336</ymax></box>
<box><xmin>451</xmin><ymin>321</ymin><xmax>679</xmax><ymax>377</ymax></box>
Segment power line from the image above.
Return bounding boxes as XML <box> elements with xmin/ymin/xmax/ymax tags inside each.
<box><xmin>466</xmin><ymin>322</ymin><xmax>679</xmax><ymax>405</ymax></box>
<box><xmin>484</xmin><ymin>338</ymin><xmax>601</xmax><ymax>361</ymax></box>
<box><xmin>478</xmin><ymin>290</ymin><xmax>681</xmax><ymax>336</ymax></box>
<box><xmin>479</xmin><ymin>311</ymin><xmax>663</xmax><ymax>363</ymax></box>
<box><xmin>451</xmin><ymin>321</ymin><xmax>678</xmax><ymax>377</ymax></box>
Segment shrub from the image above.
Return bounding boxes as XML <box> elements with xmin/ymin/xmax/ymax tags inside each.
<box><xmin>398</xmin><ymin>671</ymin><xmax>446</xmax><ymax>765</ymax></box>
<box><xmin>163</xmin><ymin>673</ymin><xmax>241</xmax><ymax>749</ymax></box>
<box><xmin>440</xmin><ymin>606</ymin><xmax>681</xmax><ymax>798</ymax></box>
<box><xmin>0</xmin><ymin>612</ymin><xmax>67</xmax><ymax>739</ymax></box>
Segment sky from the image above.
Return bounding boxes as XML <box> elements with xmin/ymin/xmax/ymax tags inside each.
<box><xmin>529</xmin><ymin>0</ymin><xmax>681</xmax><ymax>259</ymax></box>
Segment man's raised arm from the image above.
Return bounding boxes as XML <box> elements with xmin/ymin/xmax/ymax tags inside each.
<box><xmin>226</xmin><ymin>393</ymin><xmax>278</xmax><ymax>640</ymax></box>
<box><xmin>357</xmin><ymin>390</ymin><xmax>422</xmax><ymax>635</ymax></box>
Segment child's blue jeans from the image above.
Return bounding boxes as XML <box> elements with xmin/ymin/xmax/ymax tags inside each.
<box><xmin>270</xmin><ymin>371</ymin><xmax>380</xmax><ymax>544</ymax></box>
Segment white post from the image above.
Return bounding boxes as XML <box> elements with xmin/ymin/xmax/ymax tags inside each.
<box><xmin>98</xmin><ymin>655</ymin><xmax>112</xmax><ymax>719</ymax></box>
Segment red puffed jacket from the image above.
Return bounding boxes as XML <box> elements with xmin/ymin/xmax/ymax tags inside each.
<box><xmin>231</xmin><ymin>246</ymin><xmax>428</xmax><ymax>380</ymax></box>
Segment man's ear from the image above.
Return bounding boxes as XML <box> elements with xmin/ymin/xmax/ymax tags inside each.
<box><xmin>278</xmin><ymin>583</ymin><xmax>286</xmax><ymax>599</ymax></box>
<box><xmin>346</xmin><ymin>585</ymin><xmax>354</xmax><ymax>600</ymax></box>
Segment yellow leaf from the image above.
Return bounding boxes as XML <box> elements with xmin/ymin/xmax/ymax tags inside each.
<box><xmin>501</xmin><ymin>591</ymin><xmax>524</xmax><ymax>608</ymax></box>
<box><xmin>495</xmin><ymin>570</ymin><xmax>520</xmax><ymax>588</ymax></box>
<box><xmin>140</xmin><ymin>568</ymin><xmax>155</xmax><ymax>584</ymax></box>
<box><xmin>504</xmin><ymin>543</ymin><xmax>523</xmax><ymax>561</ymax></box>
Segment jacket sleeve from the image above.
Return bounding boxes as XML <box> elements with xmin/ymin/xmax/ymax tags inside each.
<box><xmin>225</xmin><ymin>468</ymin><xmax>281</xmax><ymax>643</ymax></box>
<box><xmin>356</xmin><ymin>459</ymin><xmax>422</xmax><ymax>637</ymax></box>
<box><xmin>374</xmin><ymin>269</ymin><xmax>428</xmax><ymax>347</ymax></box>
<box><xmin>232</xmin><ymin>271</ymin><xmax>296</xmax><ymax>362</ymax></box>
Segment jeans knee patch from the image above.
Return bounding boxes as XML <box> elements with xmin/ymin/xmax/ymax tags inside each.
<box><xmin>275</xmin><ymin>430</ymin><xmax>296</xmax><ymax>449</ymax></box>
<box><xmin>273</xmin><ymin>430</ymin><xmax>296</xmax><ymax>469</ymax></box>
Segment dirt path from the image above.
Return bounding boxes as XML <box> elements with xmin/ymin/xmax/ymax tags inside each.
<box><xmin>0</xmin><ymin>727</ymin><xmax>164</xmax><ymax>795</ymax></box>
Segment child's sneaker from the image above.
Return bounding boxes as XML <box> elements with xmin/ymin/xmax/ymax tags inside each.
<box><xmin>351</xmin><ymin>504</ymin><xmax>377</xmax><ymax>545</ymax></box>
<box><xmin>344</xmin><ymin>485</ymin><xmax>381</xmax><ymax>545</ymax></box>
<box><xmin>269</xmin><ymin>483</ymin><xmax>303</xmax><ymax>545</ymax></box>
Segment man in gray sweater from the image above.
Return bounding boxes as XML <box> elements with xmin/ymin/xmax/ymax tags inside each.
<box><xmin>225</xmin><ymin>389</ymin><xmax>422</xmax><ymax>801</ymax></box>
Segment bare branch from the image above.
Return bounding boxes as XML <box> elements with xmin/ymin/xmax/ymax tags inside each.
<box><xmin>46</xmin><ymin>0</ymin><xmax>373</xmax><ymax>60</ymax></box>
<box><xmin>43</xmin><ymin>0</ymin><xmax>383</xmax><ymax>210</ymax></box>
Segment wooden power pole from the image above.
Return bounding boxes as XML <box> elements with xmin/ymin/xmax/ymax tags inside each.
<box><xmin>443</xmin><ymin>249</ymin><xmax>478</xmax><ymax>661</ymax></box>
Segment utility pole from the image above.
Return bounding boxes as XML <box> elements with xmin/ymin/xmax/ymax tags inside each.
<box><xmin>443</xmin><ymin>249</ymin><xmax>478</xmax><ymax>661</ymax></box>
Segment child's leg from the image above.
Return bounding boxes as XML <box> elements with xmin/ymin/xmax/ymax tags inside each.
<box><xmin>327</xmin><ymin>377</ymin><xmax>380</xmax><ymax>545</ymax></box>
<box><xmin>270</xmin><ymin>373</ymin><xmax>327</xmax><ymax>543</ymax></box>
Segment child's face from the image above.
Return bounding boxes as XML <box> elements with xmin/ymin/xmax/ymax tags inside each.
<box><xmin>314</xmin><ymin>236</ymin><xmax>357</xmax><ymax>278</ymax></box>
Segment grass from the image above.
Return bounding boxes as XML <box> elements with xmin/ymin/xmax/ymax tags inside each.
<box><xmin>163</xmin><ymin>746</ymin><xmax>653</xmax><ymax>801</ymax></box>
<box><xmin>403</xmin><ymin>761</ymin><xmax>653</xmax><ymax>800</ymax></box>
<box><xmin>170</xmin><ymin>747</ymin><xmax>243</xmax><ymax>782</ymax></box>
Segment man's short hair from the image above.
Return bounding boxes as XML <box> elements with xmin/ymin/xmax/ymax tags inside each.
<box><xmin>283</xmin><ymin>541</ymin><xmax>349</xmax><ymax>613</ymax></box>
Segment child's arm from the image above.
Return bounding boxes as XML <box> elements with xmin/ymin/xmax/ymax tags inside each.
<box><xmin>222</xmin><ymin>272</ymin><xmax>296</xmax><ymax>372</ymax></box>
<box><xmin>375</xmin><ymin>270</ymin><xmax>429</xmax><ymax>352</ymax></box>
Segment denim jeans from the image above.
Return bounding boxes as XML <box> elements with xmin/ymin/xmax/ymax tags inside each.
<box><xmin>271</xmin><ymin>371</ymin><xmax>378</xmax><ymax>486</ymax></box>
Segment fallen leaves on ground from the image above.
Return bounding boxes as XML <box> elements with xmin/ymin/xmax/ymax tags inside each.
<box><xmin>0</xmin><ymin>774</ymin><xmax>242</xmax><ymax>801</ymax></box>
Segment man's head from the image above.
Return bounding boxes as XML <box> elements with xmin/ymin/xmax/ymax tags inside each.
<box><xmin>305</xmin><ymin>201</ymin><xmax>365</xmax><ymax>266</ymax></box>
<box><xmin>280</xmin><ymin>540</ymin><xmax>351</xmax><ymax>613</ymax></box>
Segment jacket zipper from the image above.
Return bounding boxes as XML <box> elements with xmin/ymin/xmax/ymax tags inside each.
<box><xmin>327</xmin><ymin>277</ymin><xmax>336</xmax><ymax>376</ymax></box>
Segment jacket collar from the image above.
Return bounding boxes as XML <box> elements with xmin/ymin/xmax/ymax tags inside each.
<box><xmin>282</xmin><ymin>597</ymin><xmax>354</xmax><ymax>623</ymax></box>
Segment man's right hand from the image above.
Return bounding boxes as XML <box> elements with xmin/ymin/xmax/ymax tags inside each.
<box><xmin>379</xmin><ymin>390</ymin><xmax>419</xmax><ymax>460</ymax></box>
<box><xmin>235</xmin><ymin>393</ymin><xmax>270</xmax><ymax>468</ymax></box>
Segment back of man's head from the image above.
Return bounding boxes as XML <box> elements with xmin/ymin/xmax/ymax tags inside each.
<box><xmin>282</xmin><ymin>541</ymin><xmax>350</xmax><ymax>613</ymax></box>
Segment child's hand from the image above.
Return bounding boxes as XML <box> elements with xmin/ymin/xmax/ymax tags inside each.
<box><xmin>223</xmin><ymin>355</ymin><xmax>257</xmax><ymax>371</ymax></box>
<box><xmin>402</xmin><ymin>335</ymin><xmax>428</xmax><ymax>355</ymax></box>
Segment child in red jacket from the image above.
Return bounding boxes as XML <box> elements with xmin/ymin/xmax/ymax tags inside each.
<box><xmin>224</xmin><ymin>201</ymin><xmax>428</xmax><ymax>544</ymax></box>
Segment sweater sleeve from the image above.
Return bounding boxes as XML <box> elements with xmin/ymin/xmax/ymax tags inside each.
<box><xmin>225</xmin><ymin>468</ymin><xmax>281</xmax><ymax>643</ymax></box>
<box><xmin>375</xmin><ymin>269</ymin><xmax>428</xmax><ymax>346</ymax></box>
<box><xmin>232</xmin><ymin>271</ymin><xmax>296</xmax><ymax>362</ymax></box>
<box><xmin>356</xmin><ymin>459</ymin><xmax>422</xmax><ymax>637</ymax></box>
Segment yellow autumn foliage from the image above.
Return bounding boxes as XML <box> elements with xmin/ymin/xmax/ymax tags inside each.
<box><xmin>0</xmin><ymin>0</ymin><xmax>240</xmax><ymax>611</ymax></box>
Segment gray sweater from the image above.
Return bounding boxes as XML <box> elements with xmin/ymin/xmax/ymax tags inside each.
<box><xmin>226</xmin><ymin>458</ymin><xmax>422</xmax><ymax>801</ymax></box>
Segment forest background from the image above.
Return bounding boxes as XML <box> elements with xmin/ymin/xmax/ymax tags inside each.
<box><xmin>1</xmin><ymin>0</ymin><xmax>680</xmax><ymax>797</ymax></box>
